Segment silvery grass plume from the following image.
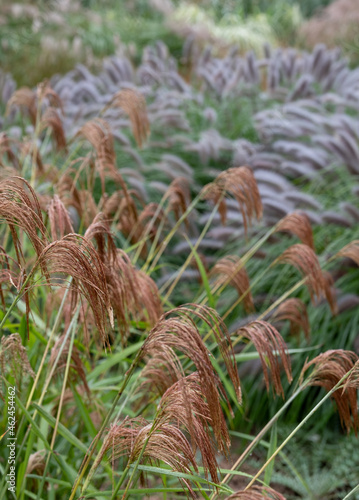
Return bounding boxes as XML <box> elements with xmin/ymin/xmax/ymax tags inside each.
<box><xmin>210</xmin><ymin>256</ymin><xmax>254</xmax><ymax>313</ymax></box>
<box><xmin>300</xmin><ymin>349</ymin><xmax>359</xmax><ymax>433</ymax></box>
<box><xmin>203</xmin><ymin>166</ymin><xmax>262</xmax><ymax>234</ymax></box>
<box><xmin>49</xmin><ymin>333</ymin><xmax>90</xmax><ymax>396</ymax></box>
<box><xmin>97</xmin><ymin>416</ymin><xmax>198</xmax><ymax>497</ymax></box>
<box><xmin>227</xmin><ymin>485</ymin><xmax>286</xmax><ymax>499</ymax></box>
<box><xmin>271</xmin><ymin>298</ymin><xmax>310</xmax><ymax>341</ymax></box>
<box><xmin>235</xmin><ymin>321</ymin><xmax>292</xmax><ymax>398</ymax></box>
<box><xmin>0</xmin><ymin>333</ymin><xmax>34</xmax><ymax>393</ymax></box>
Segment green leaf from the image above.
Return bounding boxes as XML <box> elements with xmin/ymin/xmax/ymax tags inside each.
<box><xmin>31</xmin><ymin>403</ymin><xmax>88</xmax><ymax>454</ymax></box>
<box><xmin>186</xmin><ymin>236</ymin><xmax>215</xmax><ymax>308</ymax></box>
<box><xmin>264</xmin><ymin>421</ymin><xmax>277</xmax><ymax>486</ymax></box>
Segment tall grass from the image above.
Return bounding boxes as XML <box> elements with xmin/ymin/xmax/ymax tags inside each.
<box><xmin>0</xmin><ymin>35</ymin><xmax>359</xmax><ymax>500</ymax></box>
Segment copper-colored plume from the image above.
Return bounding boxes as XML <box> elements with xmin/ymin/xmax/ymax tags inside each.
<box><xmin>25</xmin><ymin>450</ymin><xmax>46</xmax><ymax>476</ymax></box>
<box><xmin>271</xmin><ymin>298</ymin><xmax>310</xmax><ymax>341</ymax></box>
<box><xmin>77</xmin><ymin>118</ymin><xmax>116</xmax><ymax>192</ymax></box>
<box><xmin>0</xmin><ymin>133</ymin><xmax>19</xmax><ymax>169</ymax></box>
<box><xmin>144</xmin><ymin>305</ymin><xmax>241</xmax><ymax>447</ymax></box>
<box><xmin>107</xmin><ymin>88</ymin><xmax>150</xmax><ymax>148</ymax></box>
<box><xmin>336</xmin><ymin>240</ymin><xmax>359</xmax><ymax>266</ymax></box>
<box><xmin>48</xmin><ymin>195</ymin><xmax>74</xmax><ymax>241</ymax></box>
<box><xmin>210</xmin><ymin>255</ymin><xmax>254</xmax><ymax>313</ymax></box>
<box><xmin>164</xmin><ymin>177</ymin><xmax>191</xmax><ymax>223</ymax></box>
<box><xmin>40</xmin><ymin>108</ymin><xmax>67</xmax><ymax>151</ymax></box>
<box><xmin>84</xmin><ymin>215</ymin><xmax>162</xmax><ymax>340</ymax></box>
<box><xmin>228</xmin><ymin>485</ymin><xmax>287</xmax><ymax>499</ymax></box>
<box><xmin>97</xmin><ymin>417</ymin><xmax>198</xmax><ymax>497</ymax></box>
<box><xmin>275</xmin><ymin>212</ymin><xmax>315</xmax><ymax>250</ymax></box>
<box><xmin>322</xmin><ymin>270</ymin><xmax>338</xmax><ymax>315</ymax></box>
<box><xmin>6</xmin><ymin>82</ymin><xmax>62</xmax><ymax>125</ymax></box>
<box><xmin>158</xmin><ymin>372</ymin><xmax>226</xmax><ymax>483</ymax></box>
<box><xmin>36</xmin><ymin>80</ymin><xmax>63</xmax><ymax>111</ymax></box>
<box><xmin>0</xmin><ymin>333</ymin><xmax>35</xmax><ymax>387</ymax></box>
<box><xmin>203</xmin><ymin>166</ymin><xmax>262</xmax><ymax>234</ymax></box>
<box><xmin>278</xmin><ymin>244</ymin><xmax>326</xmax><ymax>304</ymax></box>
<box><xmin>300</xmin><ymin>349</ymin><xmax>359</xmax><ymax>433</ymax></box>
<box><xmin>0</xmin><ymin>177</ymin><xmax>49</xmax><ymax>265</ymax></box>
<box><xmin>49</xmin><ymin>334</ymin><xmax>90</xmax><ymax>395</ymax></box>
<box><xmin>6</xmin><ymin>87</ymin><xmax>37</xmax><ymax>124</ymax></box>
<box><xmin>236</xmin><ymin>320</ymin><xmax>292</xmax><ymax>397</ymax></box>
<box><xmin>36</xmin><ymin>234</ymin><xmax>112</xmax><ymax>347</ymax></box>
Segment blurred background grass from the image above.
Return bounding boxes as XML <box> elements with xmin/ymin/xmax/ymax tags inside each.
<box><xmin>2</xmin><ymin>0</ymin><xmax>359</xmax><ymax>87</ymax></box>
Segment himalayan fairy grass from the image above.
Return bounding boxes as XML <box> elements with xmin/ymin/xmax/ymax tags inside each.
<box><xmin>1</xmin><ymin>67</ymin><xmax>359</xmax><ymax>500</ymax></box>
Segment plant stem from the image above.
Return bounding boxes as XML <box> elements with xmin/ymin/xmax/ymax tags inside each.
<box><xmin>211</xmin><ymin>384</ymin><xmax>306</xmax><ymax>498</ymax></box>
<box><xmin>69</xmin><ymin>347</ymin><xmax>144</xmax><ymax>500</ymax></box>
<box><xmin>244</xmin><ymin>370</ymin><xmax>354</xmax><ymax>491</ymax></box>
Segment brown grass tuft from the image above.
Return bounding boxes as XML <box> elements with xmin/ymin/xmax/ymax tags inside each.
<box><xmin>6</xmin><ymin>87</ymin><xmax>37</xmax><ymax>124</ymax></box>
<box><xmin>235</xmin><ymin>320</ymin><xmax>292</xmax><ymax>397</ymax></box>
<box><xmin>48</xmin><ymin>195</ymin><xmax>74</xmax><ymax>241</ymax></box>
<box><xmin>203</xmin><ymin>166</ymin><xmax>262</xmax><ymax>234</ymax></box>
<box><xmin>40</xmin><ymin>108</ymin><xmax>67</xmax><ymax>152</ymax></box>
<box><xmin>26</xmin><ymin>450</ymin><xmax>46</xmax><ymax>476</ymax></box>
<box><xmin>76</xmin><ymin>118</ymin><xmax>117</xmax><ymax>193</ymax></box>
<box><xmin>275</xmin><ymin>212</ymin><xmax>314</xmax><ymax>250</ymax></box>
<box><xmin>98</xmin><ymin>416</ymin><xmax>198</xmax><ymax>497</ymax></box>
<box><xmin>107</xmin><ymin>88</ymin><xmax>150</xmax><ymax>148</ymax></box>
<box><xmin>36</xmin><ymin>234</ymin><xmax>112</xmax><ymax>347</ymax></box>
<box><xmin>300</xmin><ymin>349</ymin><xmax>359</xmax><ymax>433</ymax></box>
<box><xmin>0</xmin><ymin>333</ymin><xmax>35</xmax><ymax>387</ymax></box>
<box><xmin>0</xmin><ymin>176</ymin><xmax>48</xmax><ymax>266</ymax></box>
<box><xmin>271</xmin><ymin>298</ymin><xmax>310</xmax><ymax>341</ymax></box>
<box><xmin>164</xmin><ymin>177</ymin><xmax>191</xmax><ymax>224</ymax></box>
<box><xmin>336</xmin><ymin>240</ymin><xmax>359</xmax><ymax>267</ymax></box>
<box><xmin>144</xmin><ymin>304</ymin><xmax>240</xmax><ymax>447</ymax></box>
<box><xmin>228</xmin><ymin>485</ymin><xmax>287</xmax><ymax>499</ymax></box>
<box><xmin>157</xmin><ymin>372</ymin><xmax>226</xmax><ymax>483</ymax></box>
<box><xmin>278</xmin><ymin>244</ymin><xmax>326</xmax><ymax>305</ymax></box>
<box><xmin>210</xmin><ymin>255</ymin><xmax>254</xmax><ymax>313</ymax></box>
<box><xmin>0</xmin><ymin>133</ymin><xmax>19</xmax><ymax>170</ymax></box>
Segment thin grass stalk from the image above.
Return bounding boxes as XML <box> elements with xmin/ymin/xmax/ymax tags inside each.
<box><xmin>343</xmin><ymin>483</ymin><xmax>359</xmax><ymax>499</ymax></box>
<box><xmin>69</xmin><ymin>347</ymin><xmax>145</xmax><ymax>500</ymax></box>
<box><xmin>139</xmin><ymin>203</ymin><xmax>171</xmax><ymax>270</ymax></box>
<box><xmin>146</xmin><ymin>192</ymin><xmax>203</xmax><ymax>274</ymax></box>
<box><xmin>0</xmin><ymin>272</ymin><xmax>34</xmax><ymax>332</ymax></box>
<box><xmin>221</xmin><ymin>263</ymin><xmax>275</xmax><ymax>321</ymax></box>
<box><xmin>160</xmin><ymin>201</ymin><xmax>221</xmax><ymax>302</ymax></box>
<box><xmin>211</xmin><ymin>384</ymin><xmax>307</xmax><ymax>498</ymax></box>
<box><xmin>208</xmin><ymin>224</ymin><xmax>279</xmax><ymax>299</ymax></box>
<box><xmin>16</xmin><ymin>303</ymin><xmax>81</xmax><ymax>500</ymax></box>
<box><xmin>112</xmin><ymin>412</ymin><xmax>160</xmax><ymax>500</ymax></box>
<box><xmin>244</xmin><ymin>368</ymin><xmax>355</xmax><ymax>491</ymax></box>
<box><xmin>30</xmin><ymin>97</ymin><xmax>43</xmax><ymax>187</ymax></box>
<box><xmin>36</xmin><ymin>306</ymin><xmax>79</xmax><ymax>500</ymax></box>
<box><xmin>231</xmin><ymin>278</ymin><xmax>307</xmax><ymax>349</ymax></box>
<box><xmin>26</xmin><ymin>281</ymin><xmax>72</xmax><ymax>409</ymax></box>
